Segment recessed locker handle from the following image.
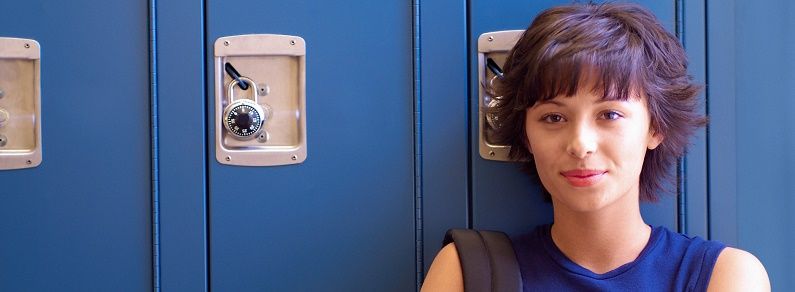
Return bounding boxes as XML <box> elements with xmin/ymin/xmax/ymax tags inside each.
<box><xmin>214</xmin><ymin>34</ymin><xmax>307</xmax><ymax>167</ymax></box>
<box><xmin>0</xmin><ymin>37</ymin><xmax>42</xmax><ymax>170</ymax></box>
<box><xmin>486</xmin><ymin>58</ymin><xmax>504</xmax><ymax>78</ymax></box>
<box><xmin>477</xmin><ymin>30</ymin><xmax>524</xmax><ymax>162</ymax></box>
<box><xmin>224</xmin><ymin>62</ymin><xmax>249</xmax><ymax>90</ymax></box>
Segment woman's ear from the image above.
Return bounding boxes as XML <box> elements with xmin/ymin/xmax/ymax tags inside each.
<box><xmin>647</xmin><ymin>129</ymin><xmax>663</xmax><ymax>150</ymax></box>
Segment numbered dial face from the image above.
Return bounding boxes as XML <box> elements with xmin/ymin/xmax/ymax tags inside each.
<box><xmin>485</xmin><ymin>98</ymin><xmax>502</xmax><ymax>129</ymax></box>
<box><xmin>225</xmin><ymin>103</ymin><xmax>264</xmax><ymax>138</ymax></box>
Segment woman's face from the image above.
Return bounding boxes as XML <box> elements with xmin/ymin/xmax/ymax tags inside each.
<box><xmin>524</xmin><ymin>86</ymin><xmax>662</xmax><ymax>213</ymax></box>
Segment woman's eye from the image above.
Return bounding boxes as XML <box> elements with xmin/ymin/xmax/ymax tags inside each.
<box><xmin>600</xmin><ymin>111</ymin><xmax>623</xmax><ymax>120</ymax></box>
<box><xmin>541</xmin><ymin>113</ymin><xmax>565</xmax><ymax>123</ymax></box>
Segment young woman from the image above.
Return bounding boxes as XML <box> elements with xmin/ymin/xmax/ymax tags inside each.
<box><xmin>422</xmin><ymin>3</ymin><xmax>769</xmax><ymax>291</ymax></box>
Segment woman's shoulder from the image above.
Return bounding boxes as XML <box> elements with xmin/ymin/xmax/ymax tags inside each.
<box><xmin>654</xmin><ymin>225</ymin><xmax>723</xmax><ymax>252</ymax></box>
<box><xmin>421</xmin><ymin>243</ymin><xmax>464</xmax><ymax>292</ymax></box>
<box><xmin>652</xmin><ymin>227</ymin><xmax>770</xmax><ymax>291</ymax></box>
<box><xmin>707</xmin><ymin>247</ymin><xmax>770</xmax><ymax>292</ymax></box>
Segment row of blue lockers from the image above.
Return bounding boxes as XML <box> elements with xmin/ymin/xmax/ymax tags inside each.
<box><xmin>1</xmin><ymin>0</ymin><xmax>792</xmax><ymax>291</ymax></box>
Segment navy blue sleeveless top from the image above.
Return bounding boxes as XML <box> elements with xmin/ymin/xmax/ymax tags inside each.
<box><xmin>511</xmin><ymin>224</ymin><xmax>726</xmax><ymax>291</ymax></box>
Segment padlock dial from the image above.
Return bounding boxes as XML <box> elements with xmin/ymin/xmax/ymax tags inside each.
<box><xmin>485</xmin><ymin>98</ymin><xmax>502</xmax><ymax>129</ymax></box>
<box><xmin>225</xmin><ymin>103</ymin><xmax>264</xmax><ymax>138</ymax></box>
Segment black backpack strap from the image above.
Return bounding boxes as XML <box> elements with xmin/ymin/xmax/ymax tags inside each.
<box><xmin>443</xmin><ymin>229</ymin><xmax>522</xmax><ymax>292</ymax></box>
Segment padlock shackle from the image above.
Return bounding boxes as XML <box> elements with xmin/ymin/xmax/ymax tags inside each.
<box><xmin>227</xmin><ymin>76</ymin><xmax>259</xmax><ymax>104</ymax></box>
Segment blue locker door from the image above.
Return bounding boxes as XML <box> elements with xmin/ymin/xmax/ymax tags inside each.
<box><xmin>206</xmin><ymin>1</ymin><xmax>415</xmax><ymax>291</ymax></box>
<box><xmin>707</xmin><ymin>0</ymin><xmax>795</xmax><ymax>289</ymax></box>
<box><xmin>467</xmin><ymin>0</ymin><xmax>685</xmax><ymax>234</ymax></box>
<box><xmin>0</xmin><ymin>1</ymin><xmax>152</xmax><ymax>291</ymax></box>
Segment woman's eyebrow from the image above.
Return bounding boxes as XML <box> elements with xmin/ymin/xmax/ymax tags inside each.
<box><xmin>536</xmin><ymin>97</ymin><xmax>624</xmax><ymax>107</ymax></box>
<box><xmin>538</xmin><ymin>100</ymin><xmax>565</xmax><ymax>106</ymax></box>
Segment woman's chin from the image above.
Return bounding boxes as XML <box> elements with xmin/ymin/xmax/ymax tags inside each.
<box><xmin>551</xmin><ymin>189</ymin><xmax>616</xmax><ymax>213</ymax></box>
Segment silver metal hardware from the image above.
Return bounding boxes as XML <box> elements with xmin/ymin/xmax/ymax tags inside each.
<box><xmin>483</xmin><ymin>75</ymin><xmax>503</xmax><ymax>130</ymax></box>
<box><xmin>228</xmin><ymin>77</ymin><xmax>261</xmax><ymax>105</ymax></box>
<box><xmin>256</xmin><ymin>130</ymin><xmax>270</xmax><ymax>143</ymax></box>
<box><xmin>214</xmin><ymin>34</ymin><xmax>308</xmax><ymax>167</ymax></box>
<box><xmin>0</xmin><ymin>37</ymin><xmax>42</xmax><ymax>170</ymax></box>
<box><xmin>223</xmin><ymin>77</ymin><xmax>270</xmax><ymax>140</ymax></box>
<box><xmin>484</xmin><ymin>99</ymin><xmax>501</xmax><ymax>129</ymax></box>
<box><xmin>478</xmin><ymin>30</ymin><xmax>523</xmax><ymax>162</ymax></box>
<box><xmin>0</xmin><ymin>108</ymin><xmax>8</xmax><ymax>127</ymax></box>
<box><xmin>257</xmin><ymin>83</ymin><xmax>270</xmax><ymax>96</ymax></box>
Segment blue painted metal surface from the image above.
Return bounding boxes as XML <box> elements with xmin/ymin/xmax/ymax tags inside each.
<box><xmin>412</xmin><ymin>0</ymin><xmax>425</xmax><ymax>289</ymax></box>
<box><xmin>675</xmin><ymin>0</ymin><xmax>686</xmax><ymax>234</ymax></box>
<box><xmin>706</xmin><ymin>0</ymin><xmax>739</xmax><ymax>246</ymax></box>
<box><xmin>205</xmin><ymin>1</ymin><xmax>415</xmax><ymax>290</ymax></box>
<box><xmin>418</xmin><ymin>0</ymin><xmax>470</xmax><ymax>277</ymax></box>
<box><xmin>708</xmin><ymin>0</ymin><xmax>795</xmax><ymax>289</ymax></box>
<box><xmin>683</xmin><ymin>0</ymin><xmax>709</xmax><ymax>239</ymax></box>
<box><xmin>467</xmin><ymin>0</ymin><xmax>679</xmax><ymax>236</ymax></box>
<box><xmin>156</xmin><ymin>0</ymin><xmax>209</xmax><ymax>291</ymax></box>
<box><xmin>0</xmin><ymin>1</ymin><xmax>152</xmax><ymax>291</ymax></box>
<box><xmin>148</xmin><ymin>0</ymin><xmax>161</xmax><ymax>290</ymax></box>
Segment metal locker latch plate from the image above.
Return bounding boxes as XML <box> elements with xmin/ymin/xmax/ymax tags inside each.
<box><xmin>214</xmin><ymin>34</ymin><xmax>307</xmax><ymax>167</ymax></box>
<box><xmin>0</xmin><ymin>37</ymin><xmax>42</xmax><ymax>170</ymax></box>
<box><xmin>477</xmin><ymin>30</ymin><xmax>523</xmax><ymax>161</ymax></box>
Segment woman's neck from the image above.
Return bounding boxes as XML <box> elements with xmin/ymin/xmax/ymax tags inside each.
<box><xmin>549</xmin><ymin>192</ymin><xmax>651</xmax><ymax>274</ymax></box>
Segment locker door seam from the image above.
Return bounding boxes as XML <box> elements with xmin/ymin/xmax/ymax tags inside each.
<box><xmin>675</xmin><ymin>0</ymin><xmax>687</xmax><ymax>234</ymax></box>
<box><xmin>202</xmin><ymin>0</ymin><xmax>212</xmax><ymax>290</ymax></box>
<box><xmin>148</xmin><ymin>0</ymin><xmax>162</xmax><ymax>290</ymax></box>
<box><xmin>413</xmin><ymin>0</ymin><xmax>425</xmax><ymax>290</ymax></box>
<box><xmin>465</xmin><ymin>0</ymin><xmax>474</xmax><ymax>230</ymax></box>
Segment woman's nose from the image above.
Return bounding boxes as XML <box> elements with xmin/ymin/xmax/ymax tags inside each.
<box><xmin>566</xmin><ymin>122</ymin><xmax>597</xmax><ymax>159</ymax></box>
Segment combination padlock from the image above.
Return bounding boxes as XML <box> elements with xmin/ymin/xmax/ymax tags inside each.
<box><xmin>223</xmin><ymin>76</ymin><xmax>271</xmax><ymax>140</ymax></box>
<box><xmin>484</xmin><ymin>75</ymin><xmax>503</xmax><ymax>129</ymax></box>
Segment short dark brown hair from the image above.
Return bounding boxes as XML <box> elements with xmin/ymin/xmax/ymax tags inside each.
<box><xmin>489</xmin><ymin>2</ymin><xmax>706</xmax><ymax>201</ymax></box>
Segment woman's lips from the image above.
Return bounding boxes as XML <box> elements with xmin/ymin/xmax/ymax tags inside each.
<box><xmin>560</xmin><ymin>169</ymin><xmax>607</xmax><ymax>187</ymax></box>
